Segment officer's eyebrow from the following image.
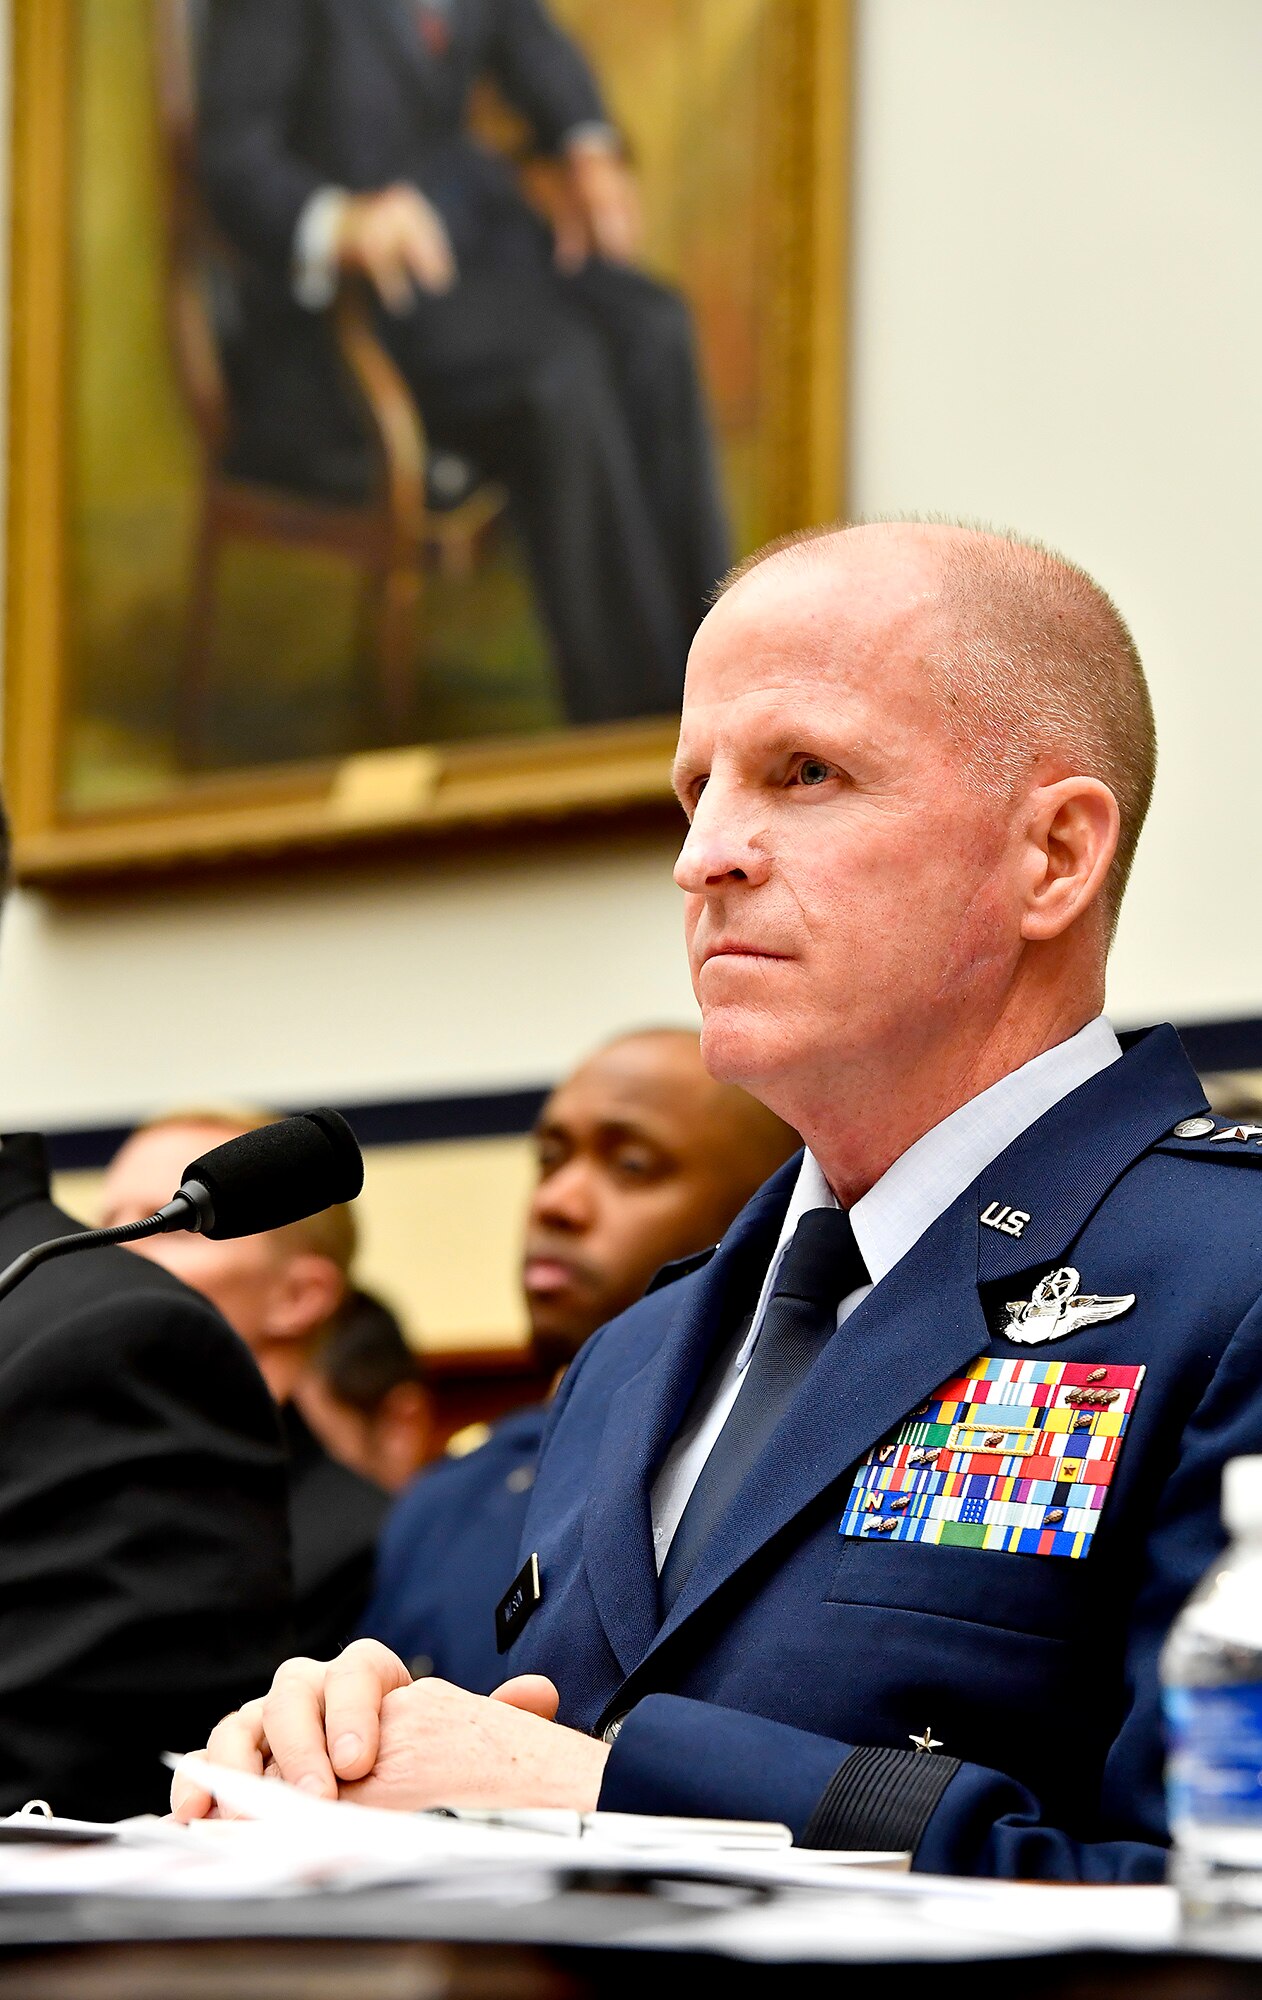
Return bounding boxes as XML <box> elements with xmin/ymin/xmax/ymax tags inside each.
<box><xmin>674</xmin><ymin>715</ymin><xmax>870</xmax><ymax>792</ymax></box>
<box><xmin>670</xmin><ymin>746</ymin><xmax>705</xmax><ymax>801</ymax></box>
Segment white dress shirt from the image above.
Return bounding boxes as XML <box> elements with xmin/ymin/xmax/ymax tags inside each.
<box><xmin>649</xmin><ymin>1015</ymin><xmax>1123</xmax><ymax>1570</ymax></box>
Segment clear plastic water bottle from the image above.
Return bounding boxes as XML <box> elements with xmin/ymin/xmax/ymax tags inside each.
<box><xmin>1163</xmin><ymin>1456</ymin><xmax>1262</xmax><ymax>1934</ymax></box>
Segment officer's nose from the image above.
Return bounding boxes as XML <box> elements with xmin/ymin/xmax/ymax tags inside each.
<box><xmin>674</xmin><ymin>785</ymin><xmax>770</xmax><ymax>893</ymax></box>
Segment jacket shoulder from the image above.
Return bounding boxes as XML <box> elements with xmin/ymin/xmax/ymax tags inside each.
<box><xmin>0</xmin><ymin>1212</ymin><xmax>280</xmax><ymax>1442</ymax></box>
<box><xmin>1151</xmin><ymin>1116</ymin><xmax>1262</xmax><ymax>1171</ymax></box>
<box><xmin>442</xmin><ymin>1403</ymin><xmax>546</xmax><ymax>1471</ymax></box>
<box><xmin>386</xmin><ymin>1406</ymin><xmax>545</xmax><ymax>1542</ymax></box>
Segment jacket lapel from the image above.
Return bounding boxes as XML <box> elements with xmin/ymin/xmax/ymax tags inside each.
<box><xmin>974</xmin><ymin>1022</ymin><xmax>1206</xmax><ymax>1288</ymax></box>
<box><xmin>650</xmin><ymin>1191</ymin><xmax>990</xmax><ymax>1651</ymax></box>
<box><xmin>580</xmin><ymin>1167</ymin><xmax>794</xmax><ymax>1676</ymax></box>
<box><xmin>640</xmin><ymin>1023</ymin><xmax>1207</xmax><ymax>1663</ymax></box>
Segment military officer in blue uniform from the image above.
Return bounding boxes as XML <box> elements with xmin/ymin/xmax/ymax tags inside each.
<box><xmin>175</xmin><ymin>522</ymin><xmax>1262</xmax><ymax>1884</ymax></box>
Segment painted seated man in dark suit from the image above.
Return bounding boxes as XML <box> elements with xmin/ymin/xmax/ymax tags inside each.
<box><xmin>359</xmin><ymin>1028</ymin><xmax>798</xmax><ymax>1693</ymax></box>
<box><xmin>197</xmin><ymin>0</ymin><xmax>730</xmax><ymax>726</ymax></box>
<box><xmin>178</xmin><ymin>522</ymin><xmax>1262</xmax><ymax>1877</ymax></box>
<box><xmin>100</xmin><ymin>1109</ymin><xmax>388</xmax><ymax>1659</ymax></box>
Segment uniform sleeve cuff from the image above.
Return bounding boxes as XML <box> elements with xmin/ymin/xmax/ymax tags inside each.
<box><xmin>596</xmin><ymin>1694</ymin><xmax>844</xmax><ymax>1841</ymax></box>
<box><xmin>803</xmin><ymin>1745</ymin><xmax>961</xmax><ymax>1854</ymax></box>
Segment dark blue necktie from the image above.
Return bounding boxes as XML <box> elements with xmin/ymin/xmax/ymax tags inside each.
<box><xmin>658</xmin><ymin>1208</ymin><xmax>870</xmax><ymax>1616</ymax></box>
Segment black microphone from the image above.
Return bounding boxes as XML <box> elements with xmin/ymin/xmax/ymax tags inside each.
<box><xmin>0</xmin><ymin>1110</ymin><xmax>364</xmax><ymax>1305</ymax></box>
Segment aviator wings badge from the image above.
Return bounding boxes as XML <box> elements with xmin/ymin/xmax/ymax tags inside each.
<box><xmin>1003</xmin><ymin>1266</ymin><xmax>1135</xmax><ymax>1346</ymax></box>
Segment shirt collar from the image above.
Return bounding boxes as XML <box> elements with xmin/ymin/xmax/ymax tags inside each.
<box><xmin>776</xmin><ymin>1014</ymin><xmax>1122</xmax><ymax>1286</ymax></box>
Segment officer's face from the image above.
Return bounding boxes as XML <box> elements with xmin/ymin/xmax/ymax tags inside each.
<box><xmin>522</xmin><ymin>1036</ymin><xmax>790</xmax><ymax>1365</ymax></box>
<box><xmin>673</xmin><ymin>534</ymin><xmax>1025</xmax><ymax>1115</ymax></box>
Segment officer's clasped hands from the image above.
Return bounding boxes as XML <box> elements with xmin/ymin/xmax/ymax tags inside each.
<box><xmin>170</xmin><ymin>1641</ymin><xmax>606</xmax><ymax>1821</ymax></box>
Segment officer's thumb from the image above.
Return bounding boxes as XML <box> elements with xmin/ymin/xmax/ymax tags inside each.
<box><xmin>488</xmin><ymin>1674</ymin><xmax>560</xmax><ymax>1721</ymax></box>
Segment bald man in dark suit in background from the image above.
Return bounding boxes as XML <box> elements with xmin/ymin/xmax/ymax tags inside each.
<box><xmin>198</xmin><ymin>0</ymin><xmax>730</xmax><ymax>725</ymax></box>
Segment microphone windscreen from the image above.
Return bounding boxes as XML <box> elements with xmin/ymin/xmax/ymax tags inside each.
<box><xmin>180</xmin><ymin>1110</ymin><xmax>364</xmax><ymax>1240</ymax></box>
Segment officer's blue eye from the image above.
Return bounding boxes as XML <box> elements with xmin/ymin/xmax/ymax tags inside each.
<box><xmin>798</xmin><ymin>759</ymin><xmax>832</xmax><ymax>787</ymax></box>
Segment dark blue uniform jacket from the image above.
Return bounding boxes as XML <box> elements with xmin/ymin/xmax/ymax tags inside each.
<box><xmin>507</xmin><ymin>1026</ymin><xmax>1262</xmax><ymax>1880</ymax></box>
<box><xmin>361</xmin><ymin>1404</ymin><xmax>546</xmax><ymax>1694</ymax></box>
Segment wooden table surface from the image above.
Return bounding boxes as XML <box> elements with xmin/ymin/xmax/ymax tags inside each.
<box><xmin>1</xmin><ymin>1941</ymin><xmax>1262</xmax><ymax>2000</ymax></box>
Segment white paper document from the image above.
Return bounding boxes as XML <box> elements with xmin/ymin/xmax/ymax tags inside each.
<box><xmin>0</xmin><ymin>1763</ymin><xmax>1180</xmax><ymax>1966</ymax></box>
<box><xmin>159</xmin><ymin>1756</ymin><xmax>907</xmax><ymax>1892</ymax></box>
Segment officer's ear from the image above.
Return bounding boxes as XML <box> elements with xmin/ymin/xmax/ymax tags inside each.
<box><xmin>1018</xmin><ymin>775</ymin><xmax>1119</xmax><ymax>943</ymax></box>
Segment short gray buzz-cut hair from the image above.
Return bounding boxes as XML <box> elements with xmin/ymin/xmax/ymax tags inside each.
<box><xmin>717</xmin><ymin>518</ymin><xmax>1157</xmax><ymax>919</ymax></box>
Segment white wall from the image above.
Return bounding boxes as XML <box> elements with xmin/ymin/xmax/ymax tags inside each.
<box><xmin>849</xmin><ymin>0</ymin><xmax>1262</xmax><ymax>1028</ymax></box>
<box><xmin>1</xmin><ymin>0</ymin><xmax>1260</xmax><ymax>1129</ymax></box>
<box><xmin>0</xmin><ymin>834</ymin><xmax>697</xmax><ymax>1124</ymax></box>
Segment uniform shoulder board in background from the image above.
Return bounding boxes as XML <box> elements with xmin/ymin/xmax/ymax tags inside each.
<box><xmin>444</xmin><ymin>1421</ymin><xmax>492</xmax><ymax>1459</ymax></box>
<box><xmin>646</xmin><ymin>1245</ymin><xmax>719</xmax><ymax>1295</ymax></box>
<box><xmin>1159</xmin><ymin>1116</ymin><xmax>1262</xmax><ymax>1160</ymax></box>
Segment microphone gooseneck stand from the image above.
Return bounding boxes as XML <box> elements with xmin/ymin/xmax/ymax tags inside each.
<box><xmin>0</xmin><ymin>1188</ymin><xmax>211</xmax><ymax>1307</ymax></box>
<box><xmin>0</xmin><ymin>1107</ymin><xmax>363</xmax><ymax>1308</ymax></box>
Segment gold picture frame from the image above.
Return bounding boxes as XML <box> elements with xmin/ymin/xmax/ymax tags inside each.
<box><xmin>6</xmin><ymin>0</ymin><xmax>850</xmax><ymax>888</ymax></box>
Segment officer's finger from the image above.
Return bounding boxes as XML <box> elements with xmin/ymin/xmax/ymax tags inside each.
<box><xmin>258</xmin><ymin>1659</ymin><xmax>339</xmax><ymax>1799</ymax></box>
<box><xmin>169</xmin><ymin>1753</ymin><xmax>216</xmax><ymax>1823</ymax></box>
<box><xmin>488</xmin><ymin>1674</ymin><xmax>560</xmax><ymax>1720</ymax></box>
<box><xmin>204</xmin><ymin>1700</ymin><xmax>267</xmax><ymax>1773</ymax></box>
<box><xmin>170</xmin><ymin>1700</ymin><xmax>266</xmax><ymax>1821</ymax></box>
<box><xmin>323</xmin><ymin>1640</ymin><xmax>414</xmax><ymax>1780</ymax></box>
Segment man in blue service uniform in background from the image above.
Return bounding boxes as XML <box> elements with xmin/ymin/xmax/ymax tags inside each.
<box><xmin>177</xmin><ymin>521</ymin><xmax>1262</xmax><ymax>1883</ymax></box>
<box><xmin>360</xmin><ymin>1028</ymin><xmax>796</xmax><ymax>1690</ymax></box>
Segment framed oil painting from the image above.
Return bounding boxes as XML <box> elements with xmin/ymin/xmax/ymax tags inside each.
<box><xmin>7</xmin><ymin>0</ymin><xmax>849</xmax><ymax>885</ymax></box>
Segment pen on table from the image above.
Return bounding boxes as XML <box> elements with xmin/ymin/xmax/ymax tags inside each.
<box><xmin>427</xmin><ymin>1806</ymin><xmax>792</xmax><ymax>1848</ymax></box>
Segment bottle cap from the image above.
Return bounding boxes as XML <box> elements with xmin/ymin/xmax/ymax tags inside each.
<box><xmin>1222</xmin><ymin>1457</ymin><xmax>1262</xmax><ymax>1535</ymax></box>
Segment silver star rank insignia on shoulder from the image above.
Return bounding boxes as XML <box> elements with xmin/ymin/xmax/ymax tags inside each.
<box><xmin>1003</xmin><ymin>1266</ymin><xmax>1135</xmax><ymax>1346</ymax></box>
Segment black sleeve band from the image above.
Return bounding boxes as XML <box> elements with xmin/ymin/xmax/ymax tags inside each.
<box><xmin>802</xmin><ymin>1745</ymin><xmax>961</xmax><ymax>1853</ymax></box>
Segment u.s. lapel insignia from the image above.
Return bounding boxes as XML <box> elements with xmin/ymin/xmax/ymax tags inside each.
<box><xmin>1003</xmin><ymin>1267</ymin><xmax>1134</xmax><ymax>1346</ymax></box>
<box><xmin>981</xmin><ymin>1201</ymin><xmax>1030</xmax><ymax>1238</ymax></box>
